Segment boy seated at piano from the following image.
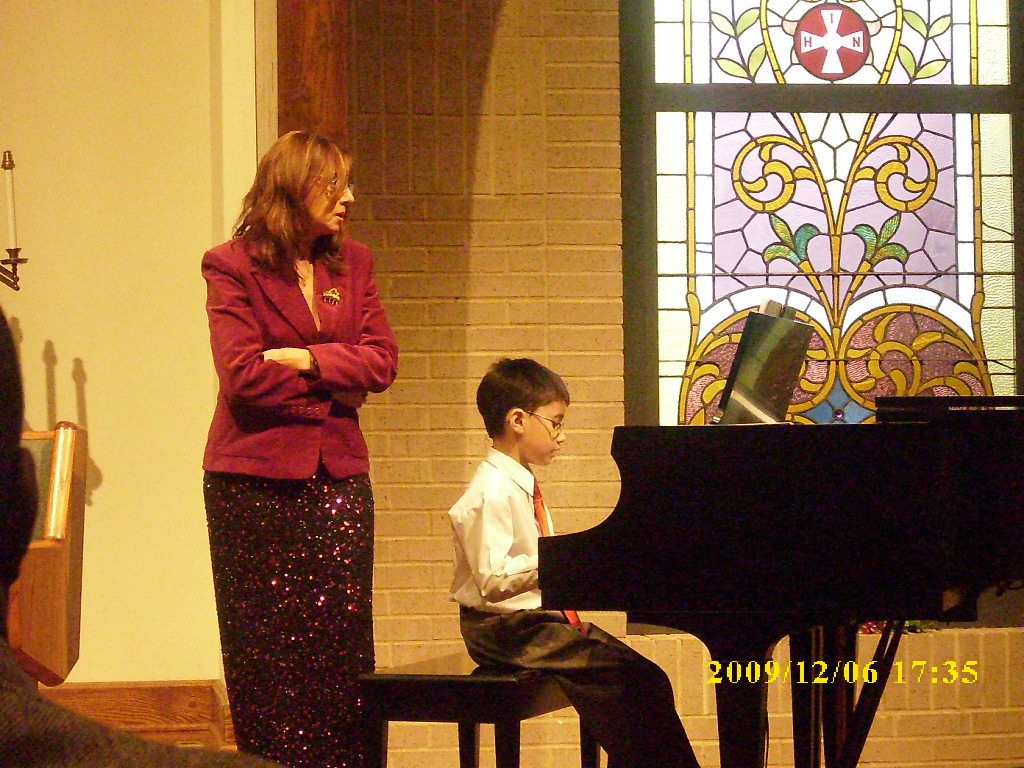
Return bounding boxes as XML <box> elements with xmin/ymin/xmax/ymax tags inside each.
<box><xmin>446</xmin><ymin>357</ymin><xmax>701</xmax><ymax>768</ymax></box>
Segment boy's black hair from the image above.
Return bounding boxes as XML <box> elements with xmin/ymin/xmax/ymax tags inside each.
<box><xmin>476</xmin><ymin>358</ymin><xmax>570</xmax><ymax>438</ymax></box>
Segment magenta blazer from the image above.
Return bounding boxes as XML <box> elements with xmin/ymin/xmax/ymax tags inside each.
<box><xmin>202</xmin><ymin>237</ymin><xmax>398</xmax><ymax>480</ymax></box>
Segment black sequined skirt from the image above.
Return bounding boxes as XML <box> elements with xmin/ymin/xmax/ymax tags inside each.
<box><xmin>204</xmin><ymin>469</ymin><xmax>374</xmax><ymax>768</ymax></box>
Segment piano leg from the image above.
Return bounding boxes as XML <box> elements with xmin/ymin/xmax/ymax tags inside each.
<box><xmin>836</xmin><ymin>621</ymin><xmax>905</xmax><ymax>768</ymax></box>
<box><xmin>790</xmin><ymin>622</ymin><xmax>903</xmax><ymax>768</ymax></box>
<box><xmin>637</xmin><ymin>614</ymin><xmax>805</xmax><ymax>768</ymax></box>
<box><xmin>789</xmin><ymin>624</ymin><xmax>859</xmax><ymax>768</ymax></box>
<box><xmin>713</xmin><ymin>669</ymin><xmax>770</xmax><ymax>768</ymax></box>
<box><xmin>790</xmin><ymin>629</ymin><xmax>824</xmax><ymax>768</ymax></box>
<box><xmin>822</xmin><ymin>624</ymin><xmax>857</xmax><ymax>768</ymax></box>
<box><xmin>694</xmin><ymin>621</ymin><xmax>794</xmax><ymax>768</ymax></box>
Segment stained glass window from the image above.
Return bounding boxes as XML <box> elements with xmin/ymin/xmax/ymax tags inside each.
<box><xmin>624</xmin><ymin>1</ymin><xmax>1021</xmax><ymax>425</ymax></box>
<box><xmin>653</xmin><ymin>1</ymin><xmax>1009</xmax><ymax>86</ymax></box>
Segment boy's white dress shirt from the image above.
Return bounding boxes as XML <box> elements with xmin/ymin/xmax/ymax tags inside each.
<box><xmin>448</xmin><ymin>448</ymin><xmax>555</xmax><ymax>613</ymax></box>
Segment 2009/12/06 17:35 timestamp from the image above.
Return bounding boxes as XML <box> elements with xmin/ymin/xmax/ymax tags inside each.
<box><xmin>706</xmin><ymin>659</ymin><xmax>979</xmax><ymax>685</ymax></box>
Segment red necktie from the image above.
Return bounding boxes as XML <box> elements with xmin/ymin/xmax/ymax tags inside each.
<box><xmin>533</xmin><ymin>480</ymin><xmax>583</xmax><ymax>629</ymax></box>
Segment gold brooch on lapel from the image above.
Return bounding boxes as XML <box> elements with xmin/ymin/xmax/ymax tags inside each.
<box><xmin>322</xmin><ymin>287</ymin><xmax>341</xmax><ymax>305</ymax></box>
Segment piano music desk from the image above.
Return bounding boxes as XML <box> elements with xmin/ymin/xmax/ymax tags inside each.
<box><xmin>359</xmin><ymin>652</ymin><xmax>600</xmax><ymax>768</ymax></box>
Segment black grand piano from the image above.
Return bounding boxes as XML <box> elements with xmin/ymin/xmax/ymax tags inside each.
<box><xmin>539</xmin><ymin>396</ymin><xmax>1024</xmax><ymax>768</ymax></box>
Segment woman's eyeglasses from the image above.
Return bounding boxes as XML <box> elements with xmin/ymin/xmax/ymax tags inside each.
<box><xmin>321</xmin><ymin>175</ymin><xmax>354</xmax><ymax>199</ymax></box>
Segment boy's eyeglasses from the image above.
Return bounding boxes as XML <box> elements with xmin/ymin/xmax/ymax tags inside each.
<box><xmin>527</xmin><ymin>411</ymin><xmax>564</xmax><ymax>437</ymax></box>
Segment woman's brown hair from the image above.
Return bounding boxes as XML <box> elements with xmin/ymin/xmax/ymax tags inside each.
<box><xmin>234</xmin><ymin>130</ymin><xmax>351</xmax><ymax>276</ymax></box>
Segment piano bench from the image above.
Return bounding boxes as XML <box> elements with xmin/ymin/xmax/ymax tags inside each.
<box><xmin>359</xmin><ymin>652</ymin><xmax>600</xmax><ymax>768</ymax></box>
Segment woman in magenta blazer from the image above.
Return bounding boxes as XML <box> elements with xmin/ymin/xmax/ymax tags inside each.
<box><xmin>202</xmin><ymin>131</ymin><xmax>397</xmax><ymax>768</ymax></box>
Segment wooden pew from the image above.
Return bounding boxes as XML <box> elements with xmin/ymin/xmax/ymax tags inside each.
<box><xmin>9</xmin><ymin>421</ymin><xmax>87</xmax><ymax>685</ymax></box>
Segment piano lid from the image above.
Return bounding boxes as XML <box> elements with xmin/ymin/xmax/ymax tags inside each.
<box><xmin>714</xmin><ymin>310</ymin><xmax>814</xmax><ymax>425</ymax></box>
<box><xmin>876</xmin><ymin>395</ymin><xmax>1024</xmax><ymax>423</ymax></box>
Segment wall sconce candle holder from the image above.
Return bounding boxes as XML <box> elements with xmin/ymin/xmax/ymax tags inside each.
<box><xmin>2</xmin><ymin>150</ymin><xmax>25</xmax><ymax>290</ymax></box>
<box><xmin>1</xmin><ymin>247</ymin><xmax>26</xmax><ymax>291</ymax></box>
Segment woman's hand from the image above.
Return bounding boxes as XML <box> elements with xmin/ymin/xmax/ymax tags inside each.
<box><xmin>263</xmin><ymin>348</ymin><xmax>366</xmax><ymax>407</ymax></box>
<box><xmin>263</xmin><ymin>347</ymin><xmax>313</xmax><ymax>372</ymax></box>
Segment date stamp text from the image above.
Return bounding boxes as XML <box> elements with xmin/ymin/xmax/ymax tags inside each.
<box><xmin>706</xmin><ymin>660</ymin><xmax>979</xmax><ymax>685</ymax></box>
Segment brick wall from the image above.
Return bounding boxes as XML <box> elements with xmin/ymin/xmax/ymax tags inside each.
<box><xmin>346</xmin><ymin>2</ymin><xmax>1024</xmax><ymax>766</ymax></box>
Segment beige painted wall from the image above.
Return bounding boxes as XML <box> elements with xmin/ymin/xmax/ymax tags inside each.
<box><xmin>0</xmin><ymin>0</ymin><xmax>258</xmax><ymax>681</ymax></box>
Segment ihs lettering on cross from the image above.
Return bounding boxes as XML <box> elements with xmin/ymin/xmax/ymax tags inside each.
<box><xmin>802</xmin><ymin>10</ymin><xmax>863</xmax><ymax>74</ymax></box>
<box><xmin>794</xmin><ymin>3</ymin><xmax>871</xmax><ymax>81</ymax></box>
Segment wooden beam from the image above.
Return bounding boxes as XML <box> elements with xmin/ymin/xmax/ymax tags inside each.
<box><xmin>276</xmin><ymin>0</ymin><xmax>350</xmax><ymax>145</ymax></box>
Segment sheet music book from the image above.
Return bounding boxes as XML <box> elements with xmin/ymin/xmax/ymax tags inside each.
<box><xmin>713</xmin><ymin>307</ymin><xmax>814</xmax><ymax>425</ymax></box>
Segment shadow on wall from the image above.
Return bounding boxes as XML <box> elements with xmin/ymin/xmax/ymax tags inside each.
<box><xmin>347</xmin><ymin>2</ymin><xmax>505</xmax><ymax>444</ymax></box>
<box><xmin>345</xmin><ymin>3</ymin><xmax>507</xmax><ymax>640</ymax></box>
<box><xmin>8</xmin><ymin>315</ymin><xmax>103</xmax><ymax>506</ymax></box>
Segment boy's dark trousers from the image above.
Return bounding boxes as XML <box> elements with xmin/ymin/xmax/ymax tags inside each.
<box><xmin>459</xmin><ymin>607</ymin><xmax>701</xmax><ymax>768</ymax></box>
